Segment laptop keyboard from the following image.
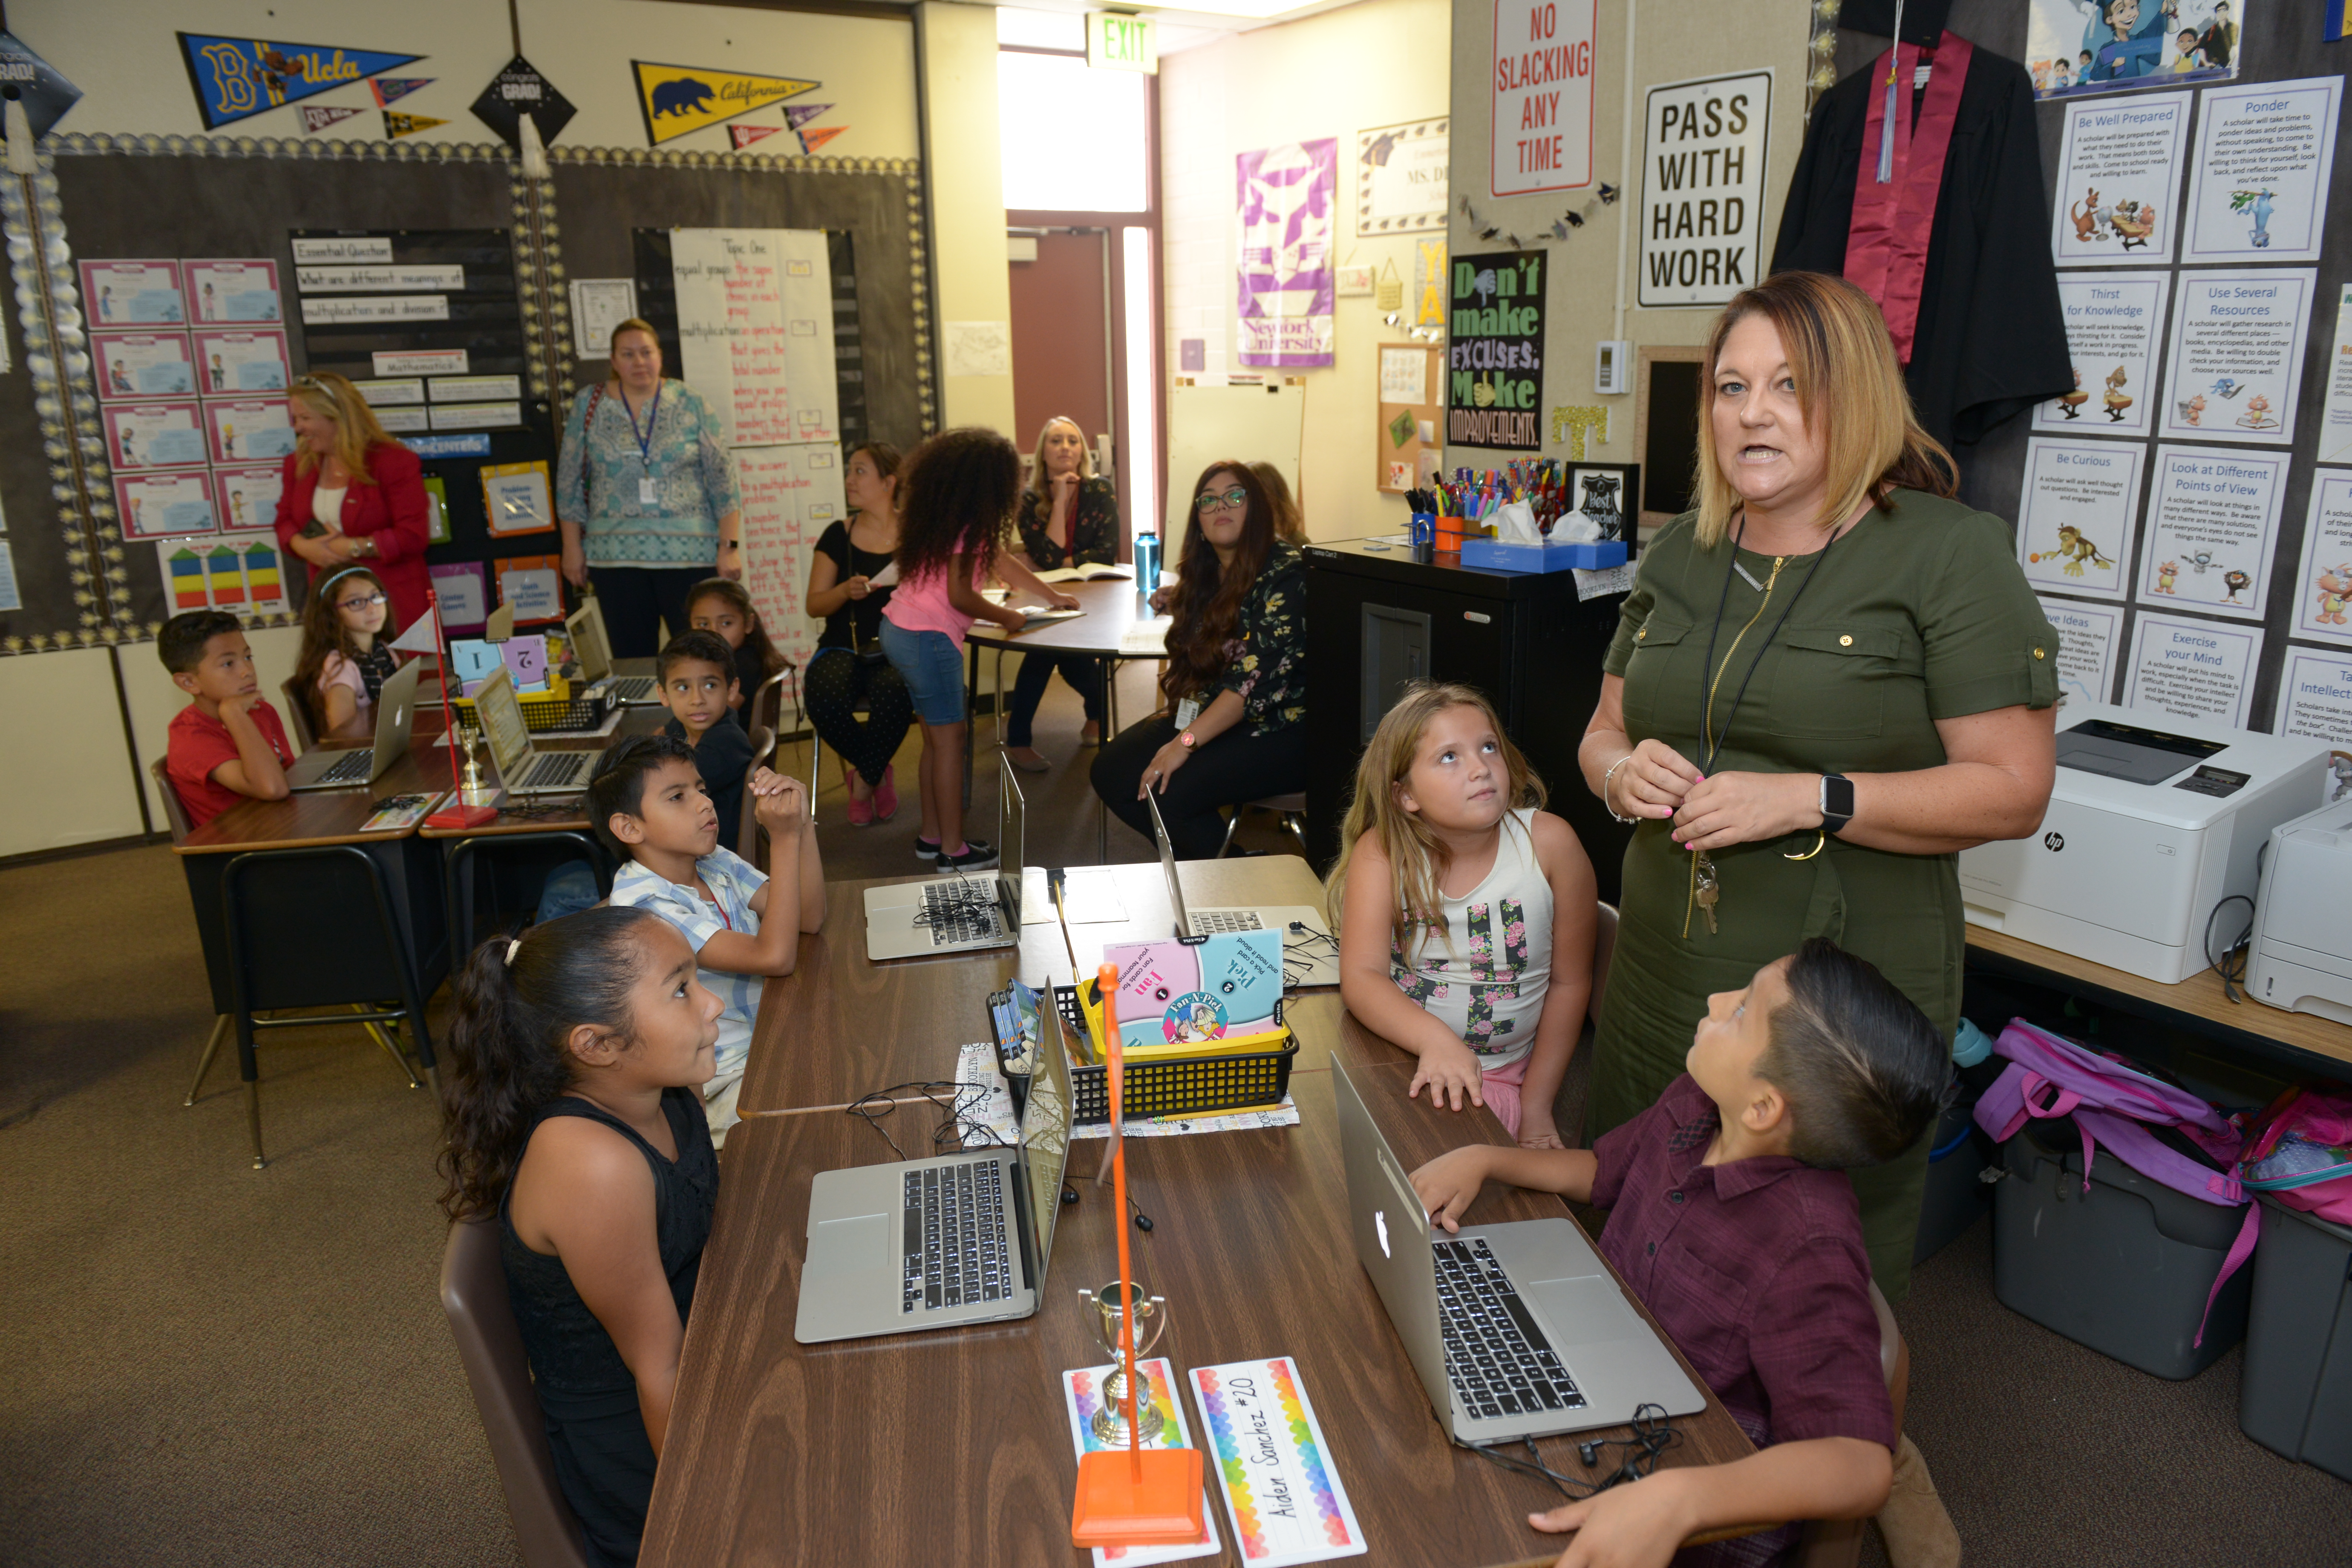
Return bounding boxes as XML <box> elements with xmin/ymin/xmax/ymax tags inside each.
<box><xmin>1435</xmin><ymin>1237</ymin><xmax>1587</xmax><ymax>1421</ymax></box>
<box><xmin>317</xmin><ymin>750</ymin><xmax>374</xmax><ymax>786</ymax></box>
<box><xmin>519</xmin><ymin>752</ymin><xmax>588</xmax><ymax>790</ymax></box>
<box><xmin>902</xmin><ymin>1162</ymin><xmax>1012</xmax><ymax>1313</ymax></box>
<box><xmin>1190</xmin><ymin>909</ymin><xmax>1265</xmax><ymax>934</ymax></box>
<box><xmin>608</xmin><ymin>676</ymin><xmax>655</xmax><ymax>702</ymax></box>
<box><xmin>919</xmin><ymin>880</ymin><xmax>1007</xmax><ymax>947</ymax></box>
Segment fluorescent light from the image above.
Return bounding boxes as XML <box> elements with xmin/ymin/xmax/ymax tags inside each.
<box><xmin>999</xmin><ymin>54</ymin><xmax>1149</xmax><ymax>212</ymax></box>
<box><xmin>1122</xmin><ymin>226</ymin><xmax>1157</xmax><ymax>545</ymax></box>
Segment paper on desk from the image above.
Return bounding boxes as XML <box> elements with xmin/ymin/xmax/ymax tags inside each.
<box><xmin>1060</xmin><ymin>1358</ymin><xmax>1223</xmax><ymax>1565</ymax></box>
<box><xmin>954</xmin><ymin>1041</ymin><xmax>1022</xmax><ymax>1143</ymax></box>
<box><xmin>1190</xmin><ymin>1358</ymin><xmax>1367</xmax><ymax>1565</ymax></box>
<box><xmin>1020</xmin><ymin>865</ymin><xmax>1058</xmax><ymax>924</ymax></box>
<box><xmin>1072</xmin><ymin>1095</ymin><xmax>1300</xmax><ymax>1140</ymax></box>
<box><xmin>361</xmin><ymin>792</ymin><xmax>446</xmax><ymax>832</ymax></box>
<box><xmin>1119</xmin><ymin>619</ymin><xmax>1172</xmax><ymax>657</ymax></box>
<box><xmin>1060</xmin><ymin>868</ymin><xmax>1131</xmax><ymax>924</ymax></box>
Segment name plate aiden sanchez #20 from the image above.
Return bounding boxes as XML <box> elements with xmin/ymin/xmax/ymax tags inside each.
<box><xmin>1447</xmin><ymin>250</ymin><xmax>1547</xmax><ymax>451</ymax></box>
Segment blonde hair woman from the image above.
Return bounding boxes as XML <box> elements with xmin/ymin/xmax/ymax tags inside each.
<box><xmin>273</xmin><ymin>371</ymin><xmax>435</xmax><ymax>626</ymax></box>
<box><xmin>554</xmin><ymin>318</ymin><xmax>743</xmax><ymax>657</ymax></box>
<box><xmin>1003</xmin><ymin>415</ymin><xmax>1119</xmax><ymax>770</ymax></box>
<box><xmin>1249</xmin><ymin>461</ymin><xmax>1306</xmax><ymax>544</ymax></box>
<box><xmin>1576</xmin><ymin>270</ymin><xmax>2060</xmax><ymax>1300</ymax></box>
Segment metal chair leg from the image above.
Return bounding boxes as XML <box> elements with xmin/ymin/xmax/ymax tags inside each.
<box><xmin>365</xmin><ymin>1019</ymin><xmax>423</xmax><ymax>1089</ymax></box>
<box><xmin>246</xmin><ymin>1079</ymin><xmax>266</xmax><ymax>1170</ymax></box>
<box><xmin>1216</xmin><ymin>804</ymin><xmax>1247</xmax><ymax>858</ymax></box>
<box><xmin>184</xmin><ymin>1015</ymin><xmax>231</xmax><ymax>1106</ymax></box>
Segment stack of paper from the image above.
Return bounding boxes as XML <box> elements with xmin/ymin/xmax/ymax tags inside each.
<box><xmin>1120</xmin><ymin>618</ymin><xmax>1173</xmax><ymax>656</ymax></box>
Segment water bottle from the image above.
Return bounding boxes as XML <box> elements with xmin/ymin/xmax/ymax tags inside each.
<box><xmin>1134</xmin><ymin>531</ymin><xmax>1160</xmax><ymax>600</ymax></box>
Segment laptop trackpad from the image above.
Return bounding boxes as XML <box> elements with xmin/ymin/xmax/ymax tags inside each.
<box><xmin>1529</xmin><ymin>1274</ymin><xmax>1644</xmax><ymax>1343</ymax></box>
<box><xmin>805</xmin><ymin>1212</ymin><xmax>892</xmax><ymax>1286</ymax></box>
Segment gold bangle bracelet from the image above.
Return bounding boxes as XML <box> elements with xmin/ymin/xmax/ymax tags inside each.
<box><xmin>1784</xmin><ymin>830</ymin><xmax>1827</xmax><ymax>862</ymax></box>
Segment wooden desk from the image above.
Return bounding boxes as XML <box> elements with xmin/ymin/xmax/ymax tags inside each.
<box><xmin>1966</xmin><ymin>927</ymin><xmax>2352</xmax><ymax>1076</ymax></box>
<box><xmin>643</xmin><ymin>1062</ymin><xmax>1753</xmax><ymax>1567</ymax></box>
<box><xmin>737</xmin><ymin>858</ymin><xmax>1343</xmax><ymax>1116</ymax></box>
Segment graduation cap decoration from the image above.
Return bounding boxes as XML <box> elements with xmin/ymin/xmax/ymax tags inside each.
<box><xmin>0</xmin><ymin>32</ymin><xmax>80</xmax><ymax>141</ymax></box>
<box><xmin>470</xmin><ymin>55</ymin><xmax>577</xmax><ymax>151</ymax></box>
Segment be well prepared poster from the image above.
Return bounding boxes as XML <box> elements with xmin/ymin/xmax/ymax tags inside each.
<box><xmin>2134</xmin><ymin>445</ymin><xmax>2287</xmax><ymax>621</ymax></box>
<box><xmin>2048</xmin><ymin>90</ymin><xmax>2188</xmax><ymax>267</ymax></box>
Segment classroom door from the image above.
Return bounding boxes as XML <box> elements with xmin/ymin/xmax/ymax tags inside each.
<box><xmin>1007</xmin><ymin>229</ymin><xmax>1113</xmax><ymax>480</ymax></box>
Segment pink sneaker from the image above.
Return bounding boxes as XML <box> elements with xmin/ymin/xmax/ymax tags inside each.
<box><xmin>872</xmin><ymin>765</ymin><xmax>900</xmax><ymax>823</ymax></box>
<box><xmin>845</xmin><ymin>789</ymin><xmax>873</xmax><ymax>827</ymax></box>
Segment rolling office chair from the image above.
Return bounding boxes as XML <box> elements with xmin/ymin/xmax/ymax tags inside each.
<box><xmin>1793</xmin><ymin>1284</ymin><xmax>1908</xmax><ymax>1568</ymax></box>
<box><xmin>441</xmin><ymin>1215</ymin><xmax>594</xmax><ymax>1568</ymax></box>
<box><xmin>1215</xmin><ymin>792</ymin><xmax>1309</xmax><ymax>857</ymax></box>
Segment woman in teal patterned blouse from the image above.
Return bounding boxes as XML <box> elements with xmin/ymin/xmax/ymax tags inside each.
<box><xmin>556</xmin><ymin>319</ymin><xmax>742</xmax><ymax>657</ymax></box>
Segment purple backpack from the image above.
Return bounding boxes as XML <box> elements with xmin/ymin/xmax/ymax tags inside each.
<box><xmin>1974</xmin><ymin>1019</ymin><xmax>2254</xmax><ymax>1347</ymax></box>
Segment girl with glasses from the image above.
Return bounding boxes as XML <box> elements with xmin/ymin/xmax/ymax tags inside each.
<box><xmin>1090</xmin><ymin>461</ymin><xmax>1310</xmax><ymax>859</ymax></box>
<box><xmin>292</xmin><ymin>564</ymin><xmax>406</xmax><ymax>736</ymax></box>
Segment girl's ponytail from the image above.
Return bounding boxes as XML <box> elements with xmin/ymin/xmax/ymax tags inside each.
<box><xmin>436</xmin><ymin>906</ymin><xmax>657</xmax><ymax>1220</ymax></box>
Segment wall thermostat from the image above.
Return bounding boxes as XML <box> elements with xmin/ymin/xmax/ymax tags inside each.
<box><xmin>1594</xmin><ymin>340</ymin><xmax>1631</xmax><ymax>395</ymax></box>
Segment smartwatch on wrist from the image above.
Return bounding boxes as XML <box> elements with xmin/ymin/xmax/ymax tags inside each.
<box><xmin>1178</xmin><ymin>730</ymin><xmax>1198</xmax><ymax>749</ymax></box>
<box><xmin>1819</xmin><ymin>773</ymin><xmax>1855</xmax><ymax>837</ymax></box>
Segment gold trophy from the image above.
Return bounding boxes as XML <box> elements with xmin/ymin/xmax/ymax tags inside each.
<box><xmin>458</xmin><ymin>726</ymin><xmax>500</xmax><ymax>807</ymax></box>
<box><xmin>1079</xmin><ymin>1280</ymin><xmax>1168</xmax><ymax>1446</ymax></box>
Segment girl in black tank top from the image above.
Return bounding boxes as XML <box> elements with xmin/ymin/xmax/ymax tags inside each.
<box><xmin>438</xmin><ymin>908</ymin><xmax>728</xmax><ymax>1568</ymax></box>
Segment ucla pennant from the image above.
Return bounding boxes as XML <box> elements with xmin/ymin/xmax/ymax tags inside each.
<box><xmin>177</xmin><ymin>34</ymin><xmax>425</xmax><ymax>130</ymax></box>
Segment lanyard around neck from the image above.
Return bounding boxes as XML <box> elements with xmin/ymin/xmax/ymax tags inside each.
<box><xmin>1695</xmin><ymin>515</ymin><xmax>1837</xmax><ymax>778</ymax></box>
<box><xmin>622</xmin><ymin>383</ymin><xmax>662</xmax><ymax>469</ymax></box>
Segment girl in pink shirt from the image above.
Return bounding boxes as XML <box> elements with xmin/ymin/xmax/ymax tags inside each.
<box><xmin>878</xmin><ymin>428</ymin><xmax>1075</xmax><ymax>870</ymax></box>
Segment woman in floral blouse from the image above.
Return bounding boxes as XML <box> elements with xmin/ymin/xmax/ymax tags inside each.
<box><xmin>1004</xmin><ymin>416</ymin><xmax>1117</xmax><ymax>771</ymax></box>
<box><xmin>555</xmin><ymin>319</ymin><xmax>742</xmax><ymax>656</ymax></box>
<box><xmin>1090</xmin><ymin>461</ymin><xmax>1308</xmax><ymax>859</ymax></box>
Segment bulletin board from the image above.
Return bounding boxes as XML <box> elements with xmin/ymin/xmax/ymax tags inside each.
<box><xmin>1373</xmin><ymin>344</ymin><xmax>1444</xmax><ymax>494</ymax></box>
<box><xmin>1827</xmin><ymin>6</ymin><xmax>2352</xmax><ymax>753</ymax></box>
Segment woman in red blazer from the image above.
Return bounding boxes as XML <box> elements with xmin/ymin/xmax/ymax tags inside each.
<box><xmin>274</xmin><ymin>372</ymin><xmax>433</xmax><ymax>626</ymax></box>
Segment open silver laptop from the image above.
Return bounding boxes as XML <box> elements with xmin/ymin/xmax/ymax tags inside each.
<box><xmin>286</xmin><ymin>660</ymin><xmax>423</xmax><ymax>792</ymax></box>
<box><xmin>1143</xmin><ymin>788</ymin><xmax>1337</xmax><ymax>987</ymax></box>
<box><xmin>862</xmin><ymin>756</ymin><xmax>1026</xmax><ymax>959</ymax></box>
<box><xmin>473</xmin><ymin>666</ymin><xmax>594</xmax><ymax>797</ymax></box>
<box><xmin>565</xmin><ymin>597</ymin><xmax>659</xmax><ymax>705</ymax></box>
<box><xmin>1332</xmin><ymin>1057</ymin><xmax>1705</xmax><ymax>1442</ymax></box>
<box><xmin>795</xmin><ymin>977</ymin><xmax>1074</xmax><ymax>1342</ymax></box>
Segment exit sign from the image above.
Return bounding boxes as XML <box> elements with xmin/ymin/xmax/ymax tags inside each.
<box><xmin>1088</xmin><ymin>12</ymin><xmax>1157</xmax><ymax>74</ymax></box>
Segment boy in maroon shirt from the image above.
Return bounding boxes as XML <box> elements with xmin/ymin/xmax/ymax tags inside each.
<box><xmin>1413</xmin><ymin>938</ymin><xmax>1949</xmax><ymax>1568</ymax></box>
<box><xmin>161</xmin><ymin>610</ymin><xmax>293</xmax><ymax>828</ymax></box>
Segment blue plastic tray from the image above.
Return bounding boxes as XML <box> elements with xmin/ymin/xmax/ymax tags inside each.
<box><xmin>1457</xmin><ymin>537</ymin><xmax>1628</xmax><ymax>574</ymax></box>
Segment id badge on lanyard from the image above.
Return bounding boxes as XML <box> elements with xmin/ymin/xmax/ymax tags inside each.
<box><xmin>1173</xmin><ymin>697</ymin><xmax>1201</xmax><ymax>731</ymax></box>
<box><xmin>626</xmin><ymin>385</ymin><xmax>662</xmax><ymax>508</ymax></box>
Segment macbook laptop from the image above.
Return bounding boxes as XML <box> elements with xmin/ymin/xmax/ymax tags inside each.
<box><xmin>1332</xmin><ymin>1057</ymin><xmax>1705</xmax><ymax>1442</ymax></box>
<box><xmin>473</xmin><ymin>666</ymin><xmax>594</xmax><ymax>798</ymax></box>
<box><xmin>795</xmin><ymin>975</ymin><xmax>1075</xmax><ymax>1342</ymax></box>
<box><xmin>862</xmin><ymin>756</ymin><xmax>1026</xmax><ymax>960</ymax></box>
<box><xmin>285</xmin><ymin>660</ymin><xmax>423</xmax><ymax>792</ymax></box>
<box><xmin>565</xmin><ymin>597</ymin><xmax>660</xmax><ymax>705</ymax></box>
<box><xmin>1144</xmin><ymin>788</ymin><xmax>1338</xmax><ymax>987</ymax></box>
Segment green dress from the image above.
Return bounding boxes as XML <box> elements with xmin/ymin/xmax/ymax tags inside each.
<box><xmin>1591</xmin><ymin>489</ymin><xmax>2060</xmax><ymax>1300</ymax></box>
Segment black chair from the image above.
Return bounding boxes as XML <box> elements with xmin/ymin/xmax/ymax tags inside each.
<box><xmin>220</xmin><ymin>845</ymin><xmax>438</xmax><ymax>1169</ymax></box>
<box><xmin>444</xmin><ymin>832</ymin><xmax>616</xmax><ymax>960</ymax></box>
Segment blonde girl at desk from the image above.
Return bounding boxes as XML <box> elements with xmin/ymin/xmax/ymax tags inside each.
<box><xmin>1326</xmin><ymin>681</ymin><xmax>1598</xmax><ymax>1145</ymax></box>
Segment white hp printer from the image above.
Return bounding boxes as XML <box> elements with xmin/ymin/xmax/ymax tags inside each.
<box><xmin>2247</xmin><ymin>797</ymin><xmax>2352</xmax><ymax>1026</ymax></box>
<box><xmin>1960</xmin><ymin>704</ymin><xmax>2328</xmax><ymax>983</ymax></box>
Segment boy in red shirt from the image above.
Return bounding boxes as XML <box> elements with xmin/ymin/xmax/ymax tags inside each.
<box><xmin>1412</xmin><ymin>939</ymin><xmax>1952</xmax><ymax>1568</ymax></box>
<box><xmin>161</xmin><ymin>610</ymin><xmax>294</xmax><ymax>828</ymax></box>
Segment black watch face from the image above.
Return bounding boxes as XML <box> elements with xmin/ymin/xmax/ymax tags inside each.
<box><xmin>1825</xmin><ymin>776</ymin><xmax>1855</xmax><ymax>819</ymax></box>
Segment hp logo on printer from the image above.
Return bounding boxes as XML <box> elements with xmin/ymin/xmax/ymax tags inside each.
<box><xmin>2042</xmin><ymin>831</ymin><xmax>2065</xmax><ymax>852</ymax></box>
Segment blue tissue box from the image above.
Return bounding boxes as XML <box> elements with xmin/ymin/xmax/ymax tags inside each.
<box><xmin>1458</xmin><ymin>537</ymin><xmax>1627</xmax><ymax>574</ymax></box>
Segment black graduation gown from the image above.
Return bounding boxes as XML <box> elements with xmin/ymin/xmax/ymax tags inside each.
<box><xmin>1771</xmin><ymin>43</ymin><xmax>2070</xmax><ymax>449</ymax></box>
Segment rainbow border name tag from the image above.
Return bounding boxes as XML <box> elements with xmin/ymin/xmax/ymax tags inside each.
<box><xmin>1189</xmin><ymin>1358</ymin><xmax>1366</xmax><ymax>1565</ymax></box>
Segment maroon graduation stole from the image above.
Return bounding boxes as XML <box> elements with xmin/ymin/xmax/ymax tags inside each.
<box><xmin>1842</xmin><ymin>30</ymin><xmax>1974</xmax><ymax>364</ymax></box>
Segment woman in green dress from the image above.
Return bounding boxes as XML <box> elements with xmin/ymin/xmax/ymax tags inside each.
<box><xmin>1577</xmin><ymin>273</ymin><xmax>2061</xmax><ymax>1300</ymax></box>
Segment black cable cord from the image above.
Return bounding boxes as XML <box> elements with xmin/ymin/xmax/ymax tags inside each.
<box><xmin>1453</xmin><ymin>1404</ymin><xmax>1683</xmax><ymax>1502</ymax></box>
<box><xmin>2204</xmin><ymin>894</ymin><xmax>2255</xmax><ymax>1004</ymax></box>
<box><xmin>845</xmin><ymin>1077</ymin><xmax>1008</xmax><ymax>1159</ymax></box>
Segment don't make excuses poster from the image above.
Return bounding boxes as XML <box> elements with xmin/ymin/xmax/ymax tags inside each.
<box><xmin>1447</xmin><ymin>249</ymin><xmax>1545</xmax><ymax>450</ymax></box>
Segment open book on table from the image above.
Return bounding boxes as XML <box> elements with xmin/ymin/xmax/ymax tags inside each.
<box><xmin>1029</xmin><ymin>563</ymin><xmax>1134</xmax><ymax>584</ymax></box>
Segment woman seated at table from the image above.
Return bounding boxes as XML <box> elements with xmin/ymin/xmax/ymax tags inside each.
<box><xmin>1003</xmin><ymin>416</ymin><xmax>1115</xmax><ymax>773</ymax></box>
<box><xmin>802</xmin><ymin>441</ymin><xmax>914</xmax><ymax>827</ymax></box>
<box><xmin>1092</xmin><ymin>461</ymin><xmax>1307</xmax><ymax>859</ymax></box>
<box><xmin>273</xmin><ymin>372</ymin><xmax>433</xmax><ymax>628</ymax></box>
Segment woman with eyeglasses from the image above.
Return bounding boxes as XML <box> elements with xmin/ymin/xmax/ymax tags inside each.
<box><xmin>273</xmin><ymin>371</ymin><xmax>434</xmax><ymax>627</ymax></box>
<box><xmin>1090</xmin><ymin>461</ymin><xmax>1308</xmax><ymax>858</ymax></box>
<box><xmin>556</xmin><ymin>319</ymin><xmax>743</xmax><ymax>658</ymax></box>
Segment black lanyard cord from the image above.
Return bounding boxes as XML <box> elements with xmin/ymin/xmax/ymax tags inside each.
<box><xmin>1694</xmin><ymin>513</ymin><xmax>1839</xmax><ymax>779</ymax></box>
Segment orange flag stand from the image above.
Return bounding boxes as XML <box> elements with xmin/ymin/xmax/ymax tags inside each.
<box><xmin>1071</xmin><ymin>963</ymin><xmax>1205</xmax><ymax>1548</ymax></box>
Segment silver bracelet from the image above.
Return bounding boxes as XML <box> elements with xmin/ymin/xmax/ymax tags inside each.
<box><xmin>1601</xmin><ymin>756</ymin><xmax>1638</xmax><ymax>824</ymax></box>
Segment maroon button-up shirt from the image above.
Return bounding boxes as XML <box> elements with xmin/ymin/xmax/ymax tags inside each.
<box><xmin>1591</xmin><ymin>1074</ymin><xmax>1895</xmax><ymax>1456</ymax></box>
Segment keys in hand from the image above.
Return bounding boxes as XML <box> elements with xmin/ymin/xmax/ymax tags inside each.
<box><xmin>1694</xmin><ymin>852</ymin><xmax>1720</xmax><ymax>936</ymax></box>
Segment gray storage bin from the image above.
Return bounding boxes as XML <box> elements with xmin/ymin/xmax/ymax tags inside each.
<box><xmin>2239</xmin><ymin>1194</ymin><xmax>2352</xmax><ymax>1481</ymax></box>
<box><xmin>1992</xmin><ymin>1118</ymin><xmax>2253</xmax><ymax>1379</ymax></box>
<box><xmin>1914</xmin><ymin>1095</ymin><xmax>1992</xmax><ymax>1265</ymax></box>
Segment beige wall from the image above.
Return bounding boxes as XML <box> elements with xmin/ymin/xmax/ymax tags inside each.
<box><xmin>16</xmin><ymin>0</ymin><xmax>918</xmax><ymax>157</ymax></box>
<box><xmin>0</xmin><ymin>648</ymin><xmax>147</xmax><ymax>856</ymax></box>
<box><xmin>1159</xmin><ymin>0</ymin><xmax>1452</xmax><ymax>543</ymax></box>
<box><xmin>1446</xmin><ymin>0</ymin><xmax>1811</xmax><ymax>468</ymax></box>
<box><xmin>919</xmin><ymin>1</ymin><xmax>1018</xmax><ymax>437</ymax></box>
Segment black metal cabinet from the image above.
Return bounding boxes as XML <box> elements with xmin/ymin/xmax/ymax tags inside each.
<box><xmin>1303</xmin><ymin>539</ymin><xmax>1634</xmax><ymax>903</ymax></box>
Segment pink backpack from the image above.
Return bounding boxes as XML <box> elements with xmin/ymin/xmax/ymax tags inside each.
<box><xmin>1973</xmin><ymin>1019</ymin><xmax>2255</xmax><ymax>1347</ymax></box>
<box><xmin>2237</xmin><ymin>1088</ymin><xmax>2352</xmax><ymax>1229</ymax></box>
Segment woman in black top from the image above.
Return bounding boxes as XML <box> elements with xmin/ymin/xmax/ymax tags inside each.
<box><xmin>438</xmin><ymin>907</ymin><xmax>725</xmax><ymax>1568</ymax></box>
<box><xmin>1004</xmin><ymin>417</ymin><xmax>1117</xmax><ymax>772</ymax></box>
<box><xmin>803</xmin><ymin>441</ymin><xmax>915</xmax><ymax>826</ymax></box>
<box><xmin>1091</xmin><ymin>461</ymin><xmax>1309</xmax><ymax>859</ymax></box>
